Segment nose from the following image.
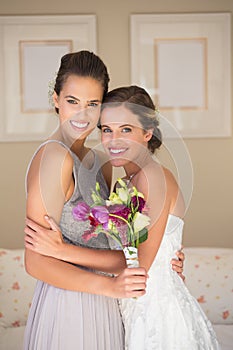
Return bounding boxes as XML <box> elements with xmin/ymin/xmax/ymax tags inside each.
<box><xmin>75</xmin><ymin>104</ymin><xmax>90</xmax><ymax>119</ymax></box>
<box><xmin>78</xmin><ymin>103</ymin><xmax>88</xmax><ymax>111</ymax></box>
<box><xmin>107</xmin><ymin>131</ymin><xmax>126</xmax><ymax>148</ymax></box>
<box><xmin>110</xmin><ymin>130</ymin><xmax>122</xmax><ymax>140</ymax></box>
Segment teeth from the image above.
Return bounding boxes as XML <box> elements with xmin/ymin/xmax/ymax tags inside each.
<box><xmin>109</xmin><ymin>148</ymin><xmax>126</xmax><ymax>154</ymax></box>
<box><xmin>71</xmin><ymin>121</ymin><xmax>88</xmax><ymax>128</ymax></box>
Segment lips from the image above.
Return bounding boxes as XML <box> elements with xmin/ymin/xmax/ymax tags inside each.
<box><xmin>70</xmin><ymin>120</ymin><xmax>89</xmax><ymax>130</ymax></box>
<box><xmin>109</xmin><ymin>147</ymin><xmax>127</xmax><ymax>155</ymax></box>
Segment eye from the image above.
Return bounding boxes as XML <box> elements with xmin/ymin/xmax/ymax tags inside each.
<box><xmin>122</xmin><ymin>127</ymin><xmax>132</xmax><ymax>133</ymax></box>
<box><xmin>67</xmin><ymin>98</ymin><xmax>78</xmax><ymax>105</ymax></box>
<box><xmin>101</xmin><ymin>127</ymin><xmax>112</xmax><ymax>133</ymax></box>
<box><xmin>88</xmin><ymin>102</ymin><xmax>100</xmax><ymax>108</ymax></box>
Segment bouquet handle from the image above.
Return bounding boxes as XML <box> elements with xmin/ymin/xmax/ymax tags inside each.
<box><xmin>123</xmin><ymin>246</ymin><xmax>139</xmax><ymax>268</ymax></box>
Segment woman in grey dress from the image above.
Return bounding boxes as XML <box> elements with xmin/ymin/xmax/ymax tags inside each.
<box><xmin>23</xmin><ymin>51</ymin><xmax>148</xmax><ymax>350</ymax></box>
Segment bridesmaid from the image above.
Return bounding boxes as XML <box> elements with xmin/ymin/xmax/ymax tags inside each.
<box><xmin>23</xmin><ymin>50</ymin><xmax>148</xmax><ymax>350</ymax></box>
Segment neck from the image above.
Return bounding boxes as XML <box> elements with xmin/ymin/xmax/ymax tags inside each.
<box><xmin>124</xmin><ymin>165</ymin><xmax>141</xmax><ymax>180</ymax></box>
<box><xmin>124</xmin><ymin>151</ymin><xmax>153</xmax><ymax>180</ymax></box>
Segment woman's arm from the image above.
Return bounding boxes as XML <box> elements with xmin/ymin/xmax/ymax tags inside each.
<box><xmin>25</xmin><ymin>216</ymin><xmax>126</xmax><ymax>275</ymax></box>
<box><xmin>25</xmin><ymin>216</ymin><xmax>185</xmax><ymax>276</ymax></box>
<box><xmin>25</xmin><ymin>142</ymin><xmax>146</xmax><ymax>297</ymax></box>
<box><xmin>25</xmin><ymin>164</ymin><xmax>185</xmax><ymax>277</ymax></box>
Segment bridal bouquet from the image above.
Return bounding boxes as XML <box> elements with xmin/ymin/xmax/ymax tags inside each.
<box><xmin>72</xmin><ymin>178</ymin><xmax>150</xmax><ymax>267</ymax></box>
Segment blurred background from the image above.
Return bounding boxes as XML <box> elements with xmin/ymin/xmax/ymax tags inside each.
<box><xmin>0</xmin><ymin>0</ymin><xmax>232</xmax><ymax>248</ymax></box>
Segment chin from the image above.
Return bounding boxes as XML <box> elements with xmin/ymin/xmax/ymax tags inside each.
<box><xmin>110</xmin><ymin>158</ymin><xmax>127</xmax><ymax>167</ymax></box>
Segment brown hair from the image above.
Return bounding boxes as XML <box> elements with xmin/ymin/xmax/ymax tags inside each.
<box><xmin>54</xmin><ymin>50</ymin><xmax>110</xmax><ymax>114</ymax></box>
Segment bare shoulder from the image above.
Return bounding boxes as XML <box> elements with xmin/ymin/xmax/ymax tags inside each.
<box><xmin>137</xmin><ymin>161</ymin><xmax>172</xmax><ymax>187</ymax></box>
<box><xmin>27</xmin><ymin>142</ymin><xmax>73</xmax><ymax>188</ymax></box>
<box><xmin>163</xmin><ymin>166</ymin><xmax>179</xmax><ymax>190</ymax></box>
<box><xmin>136</xmin><ymin>161</ymin><xmax>185</xmax><ymax>216</ymax></box>
<box><xmin>30</xmin><ymin>142</ymin><xmax>73</xmax><ymax>169</ymax></box>
<box><xmin>41</xmin><ymin>141</ymin><xmax>73</xmax><ymax>163</ymax></box>
<box><xmin>162</xmin><ymin>167</ymin><xmax>185</xmax><ymax>217</ymax></box>
<box><xmin>133</xmin><ymin>161</ymin><xmax>165</xmax><ymax>198</ymax></box>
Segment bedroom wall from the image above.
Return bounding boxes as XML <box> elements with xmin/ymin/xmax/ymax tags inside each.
<box><xmin>0</xmin><ymin>0</ymin><xmax>232</xmax><ymax>248</ymax></box>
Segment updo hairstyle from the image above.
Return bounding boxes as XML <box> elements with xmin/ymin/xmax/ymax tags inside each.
<box><xmin>54</xmin><ymin>50</ymin><xmax>110</xmax><ymax>114</ymax></box>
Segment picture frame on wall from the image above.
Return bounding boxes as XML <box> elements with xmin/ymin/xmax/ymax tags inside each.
<box><xmin>130</xmin><ymin>13</ymin><xmax>231</xmax><ymax>138</ymax></box>
<box><xmin>0</xmin><ymin>15</ymin><xmax>96</xmax><ymax>142</ymax></box>
<box><xmin>19</xmin><ymin>40</ymin><xmax>73</xmax><ymax>114</ymax></box>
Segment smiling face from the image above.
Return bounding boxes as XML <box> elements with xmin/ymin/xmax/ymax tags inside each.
<box><xmin>100</xmin><ymin>105</ymin><xmax>152</xmax><ymax>168</ymax></box>
<box><xmin>53</xmin><ymin>75</ymin><xmax>103</xmax><ymax>142</ymax></box>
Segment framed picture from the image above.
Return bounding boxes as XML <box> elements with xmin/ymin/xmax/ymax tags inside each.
<box><xmin>131</xmin><ymin>13</ymin><xmax>231</xmax><ymax>138</ymax></box>
<box><xmin>19</xmin><ymin>40</ymin><xmax>73</xmax><ymax>114</ymax></box>
<box><xmin>0</xmin><ymin>15</ymin><xmax>96</xmax><ymax>142</ymax></box>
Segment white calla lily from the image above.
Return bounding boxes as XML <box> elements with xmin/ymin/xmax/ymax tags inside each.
<box><xmin>133</xmin><ymin>212</ymin><xmax>151</xmax><ymax>232</ymax></box>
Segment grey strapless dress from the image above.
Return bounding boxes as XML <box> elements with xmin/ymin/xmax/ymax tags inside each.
<box><xmin>23</xmin><ymin>140</ymin><xmax>124</xmax><ymax>350</ymax></box>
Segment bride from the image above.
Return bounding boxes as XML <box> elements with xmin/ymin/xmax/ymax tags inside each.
<box><xmin>99</xmin><ymin>85</ymin><xmax>220</xmax><ymax>349</ymax></box>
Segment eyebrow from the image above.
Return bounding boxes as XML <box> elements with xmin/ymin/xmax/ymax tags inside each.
<box><xmin>101</xmin><ymin>124</ymin><xmax>134</xmax><ymax>128</ymax></box>
<box><xmin>65</xmin><ymin>95</ymin><xmax>101</xmax><ymax>103</ymax></box>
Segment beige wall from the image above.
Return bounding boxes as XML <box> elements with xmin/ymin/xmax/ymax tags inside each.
<box><xmin>0</xmin><ymin>0</ymin><xmax>232</xmax><ymax>248</ymax></box>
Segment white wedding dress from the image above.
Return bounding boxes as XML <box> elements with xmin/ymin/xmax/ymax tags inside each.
<box><xmin>120</xmin><ymin>214</ymin><xmax>220</xmax><ymax>350</ymax></box>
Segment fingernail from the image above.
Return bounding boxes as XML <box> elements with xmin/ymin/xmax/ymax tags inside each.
<box><xmin>44</xmin><ymin>215</ymin><xmax>49</xmax><ymax>220</ymax></box>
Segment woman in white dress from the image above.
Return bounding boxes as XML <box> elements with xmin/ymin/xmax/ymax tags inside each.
<box><xmin>98</xmin><ymin>85</ymin><xmax>220</xmax><ymax>349</ymax></box>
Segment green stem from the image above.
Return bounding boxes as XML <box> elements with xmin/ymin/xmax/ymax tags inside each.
<box><xmin>136</xmin><ymin>231</ymin><xmax>139</xmax><ymax>248</ymax></box>
<box><xmin>100</xmin><ymin>229</ymin><xmax>123</xmax><ymax>249</ymax></box>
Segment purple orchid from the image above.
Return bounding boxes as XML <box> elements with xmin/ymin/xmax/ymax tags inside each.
<box><xmin>131</xmin><ymin>195</ymin><xmax>146</xmax><ymax>212</ymax></box>
<box><xmin>91</xmin><ymin>206</ymin><xmax>109</xmax><ymax>229</ymax></box>
<box><xmin>72</xmin><ymin>202</ymin><xmax>90</xmax><ymax>221</ymax></box>
<box><xmin>108</xmin><ymin>204</ymin><xmax>131</xmax><ymax>227</ymax></box>
<box><xmin>109</xmin><ymin>204</ymin><xmax>131</xmax><ymax>219</ymax></box>
<box><xmin>72</xmin><ymin>179</ymin><xmax>150</xmax><ymax>248</ymax></box>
